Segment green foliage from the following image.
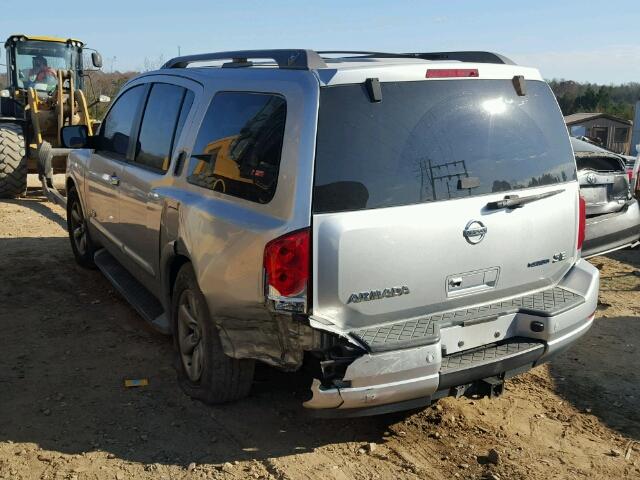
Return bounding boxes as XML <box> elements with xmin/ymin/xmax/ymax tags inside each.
<box><xmin>548</xmin><ymin>80</ymin><xmax>639</xmax><ymax>120</ymax></box>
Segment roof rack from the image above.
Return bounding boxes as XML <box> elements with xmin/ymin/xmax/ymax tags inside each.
<box><xmin>318</xmin><ymin>50</ymin><xmax>515</xmax><ymax>65</ymax></box>
<box><xmin>412</xmin><ymin>51</ymin><xmax>515</xmax><ymax>65</ymax></box>
<box><xmin>162</xmin><ymin>49</ymin><xmax>328</xmax><ymax>70</ymax></box>
<box><xmin>161</xmin><ymin>49</ymin><xmax>515</xmax><ymax>71</ymax></box>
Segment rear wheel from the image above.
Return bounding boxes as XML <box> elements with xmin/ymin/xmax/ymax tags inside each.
<box><xmin>0</xmin><ymin>123</ymin><xmax>27</xmax><ymax>198</ymax></box>
<box><xmin>66</xmin><ymin>186</ymin><xmax>96</xmax><ymax>268</ymax></box>
<box><xmin>172</xmin><ymin>263</ymin><xmax>254</xmax><ymax>404</ymax></box>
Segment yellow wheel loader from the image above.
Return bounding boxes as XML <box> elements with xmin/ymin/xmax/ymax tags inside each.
<box><xmin>0</xmin><ymin>34</ymin><xmax>109</xmax><ymax>199</ymax></box>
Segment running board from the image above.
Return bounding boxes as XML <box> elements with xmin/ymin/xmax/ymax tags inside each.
<box><xmin>94</xmin><ymin>249</ymin><xmax>170</xmax><ymax>334</ymax></box>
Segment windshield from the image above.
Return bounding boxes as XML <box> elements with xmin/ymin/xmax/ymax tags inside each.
<box><xmin>14</xmin><ymin>40</ymin><xmax>80</xmax><ymax>93</ymax></box>
<box><xmin>313</xmin><ymin>79</ymin><xmax>577</xmax><ymax>213</ymax></box>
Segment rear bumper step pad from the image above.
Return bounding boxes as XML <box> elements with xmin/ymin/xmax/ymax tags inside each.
<box><xmin>350</xmin><ymin>287</ymin><xmax>583</xmax><ymax>353</ymax></box>
<box><xmin>438</xmin><ymin>338</ymin><xmax>545</xmax><ymax>390</ymax></box>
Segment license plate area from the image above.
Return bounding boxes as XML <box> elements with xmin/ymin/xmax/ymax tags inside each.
<box><xmin>440</xmin><ymin>313</ymin><xmax>518</xmax><ymax>355</ymax></box>
<box><xmin>581</xmin><ymin>186</ymin><xmax>608</xmax><ymax>204</ymax></box>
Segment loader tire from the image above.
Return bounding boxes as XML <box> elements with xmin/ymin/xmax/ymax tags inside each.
<box><xmin>0</xmin><ymin>123</ymin><xmax>27</xmax><ymax>198</ymax></box>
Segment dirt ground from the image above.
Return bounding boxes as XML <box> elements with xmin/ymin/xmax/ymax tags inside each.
<box><xmin>1</xmin><ymin>179</ymin><xmax>639</xmax><ymax>480</ymax></box>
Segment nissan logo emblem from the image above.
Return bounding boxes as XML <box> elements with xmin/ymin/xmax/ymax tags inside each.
<box><xmin>463</xmin><ymin>220</ymin><xmax>487</xmax><ymax>244</ymax></box>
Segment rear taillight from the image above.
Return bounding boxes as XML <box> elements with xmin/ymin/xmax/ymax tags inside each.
<box><xmin>426</xmin><ymin>68</ymin><xmax>479</xmax><ymax>78</ymax></box>
<box><xmin>264</xmin><ymin>228</ymin><xmax>310</xmax><ymax>312</ymax></box>
<box><xmin>577</xmin><ymin>196</ymin><xmax>586</xmax><ymax>251</ymax></box>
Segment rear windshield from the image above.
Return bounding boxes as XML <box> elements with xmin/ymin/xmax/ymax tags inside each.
<box><xmin>313</xmin><ymin>79</ymin><xmax>576</xmax><ymax>213</ymax></box>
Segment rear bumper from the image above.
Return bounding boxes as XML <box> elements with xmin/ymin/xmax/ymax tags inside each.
<box><xmin>304</xmin><ymin>260</ymin><xmax>599</xmax><ymax>415</ymax></box>
<box><xmin>582</xmin><ymin>199</ymin><xmax>640</xmax><ymax>258</ymax></box>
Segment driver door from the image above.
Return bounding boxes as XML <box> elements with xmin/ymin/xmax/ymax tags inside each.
<box><xmin>85</xmin><ymin>85</ymin><xmax>146</xmax><ymax>250</ymax></box>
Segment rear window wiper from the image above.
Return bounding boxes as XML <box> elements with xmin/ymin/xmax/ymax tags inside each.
<box><xmin>486</xmin><ymin>189</ymin><xmax>564</xmax><ymax>210</ymax></box>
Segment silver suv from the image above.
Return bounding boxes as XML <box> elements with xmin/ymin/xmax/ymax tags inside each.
<box><xmin>61</xmin><ymin>50</ymin><xmax>599</xmax><ymax>416</ymax></box>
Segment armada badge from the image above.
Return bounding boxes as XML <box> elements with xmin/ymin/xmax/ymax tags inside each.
<box><xmin>347</xmin><ymin>286</ymin><xmax>410</xmax><ymax>304</ymax></box>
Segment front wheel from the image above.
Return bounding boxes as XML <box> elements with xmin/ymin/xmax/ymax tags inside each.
<box><xmin>66</xmin><ymin>186</ymin><xmax>96</xmax><ymax>269</ymax></box>
<box><xmin>172</xmin><ymin>263</ymin><xmax>254</xmax><ymax>404</ymax></box>
<box><xmin>0</xmin><ymin>123</ymin><xmax>27</xmax><ymax>198</ymax></box>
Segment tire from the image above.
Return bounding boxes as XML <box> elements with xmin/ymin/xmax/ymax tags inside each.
<box><xmin>66</xmin><ymin>186</ymin><xmax>97</xmax><ymax>269</ymax></box>
<box><xmin>0</xmin><ymin>123</ymin><xmax>27</xmax><ymax>198</ymax></box>
<box><xmin>172</xmin><ymin>263</ymin><xmax>254</xmax><ymax>404</ymax></box>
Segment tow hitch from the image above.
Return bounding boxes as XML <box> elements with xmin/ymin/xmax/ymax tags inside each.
<box><xmin>449</xmin><ymin>375</ymin><xmax>505</xmax><ymax>399</ymax></box>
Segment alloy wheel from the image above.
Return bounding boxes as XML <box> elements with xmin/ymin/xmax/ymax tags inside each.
<box><xmin>70</xmin><ymin>200</ymin><xmax>88</xmax><ymax>256</ymax></box>
<box><xmin>177</xmin><ymin>290</ymin><xmax>204</xmax><ymax>382</ymax></box>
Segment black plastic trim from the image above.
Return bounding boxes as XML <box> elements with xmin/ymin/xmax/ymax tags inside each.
<box><xmin>438</xmin><ymin>340</ymin><xmax>544</xmax><ymax>390</ymax></box>
<box><xmin>163</xmin><ymin>49</ymin><xmax>328</xmax><ymax>70</ymax></box>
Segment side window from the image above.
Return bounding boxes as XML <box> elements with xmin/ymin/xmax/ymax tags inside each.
<box><xmin>134</xmin><ymin>83</ymin><xmax>188</xmax><ymax>172</ymax></box>
<box><xmin>175</xmin><ymin>90</ymin><xmax>195</xmax><ymax>147</ymax></box>
<box><xmin>186</xmin><ymin>92</ymin><xmax>287</xmax><ymax>204</ymax></box>
<box><xmin>100</xmin><ymin>85</ymin><xmax>145</xmax><ymax>158</ymax></box>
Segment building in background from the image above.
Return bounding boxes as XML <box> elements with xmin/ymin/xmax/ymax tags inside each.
<box><xmin>630</xmin><ymin>101</ymin><xmax>640</xmax><ymax>157</ymax></box>
<box><xmin>565</xmin><ymin>113</ymin><xmax>633</xmax><ymax>154</ymax></box>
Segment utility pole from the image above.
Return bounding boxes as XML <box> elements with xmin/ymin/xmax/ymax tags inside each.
<box><xmin>178</xmin><ymin>45</ymin><xmax>181</xmax><ymax>56</ymax></box>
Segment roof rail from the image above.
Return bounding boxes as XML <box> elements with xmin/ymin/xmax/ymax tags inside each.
<box><xmin>162</xmin><ymin>49</ymin><xmax>328</xmax><ymax>70</ymax></box>
<box><xmin>410</xmin><ymin>51</ymin><xmax>515</xmax><ymax>65</ymax></box>
<box><xmin>318</xmin><ymin>50</ymin><xmax>515</xmax><ymax>65</ymax></box>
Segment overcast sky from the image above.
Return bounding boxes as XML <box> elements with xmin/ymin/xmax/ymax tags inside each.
<box><xmin>3</xmin><ymin>0</ymin><xmax>639</xmax><ymax>84</ymax></box>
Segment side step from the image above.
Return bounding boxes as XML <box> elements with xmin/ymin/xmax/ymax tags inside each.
<box><xmin>94</xmin><ymin>249</ymin><xmax>170</xmax><ymax>334</ymax></box>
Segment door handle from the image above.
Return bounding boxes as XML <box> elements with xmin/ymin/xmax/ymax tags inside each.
<box><xmin>109</xmin><ymin>174</ymin><xmax>120</xmax><ymax>186</ymax></box>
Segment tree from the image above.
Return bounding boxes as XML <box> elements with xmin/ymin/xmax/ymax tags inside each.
<box><xmin>548</xmin><ymin>79</ymin><xmax>640</xmax><ymax>120</ymax></box>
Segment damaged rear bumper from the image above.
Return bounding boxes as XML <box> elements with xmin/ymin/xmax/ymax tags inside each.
<box><xmin>582</xmin><ymin>199</ymin><xmax>640</xmax><ymax>259</ymax></box>
<box><xmin>304</xmin><ymin>260</ymin><xmax>599</xmax><ymax>416</ymax></box>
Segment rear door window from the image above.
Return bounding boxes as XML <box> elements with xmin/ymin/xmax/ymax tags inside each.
<box><xmin>313</xmin><ymin>80</ymin><xmax>576</xmax><ymax>213</ymax></box>
<box><xmin>134</xmin><ymin>83</ymin><xmax>189</xmax><ymax>173</ymax></box>
<box><xmin>186</xmin><ymin>92</ymin><xmax>287</xmax><ymax>204</ymax></box>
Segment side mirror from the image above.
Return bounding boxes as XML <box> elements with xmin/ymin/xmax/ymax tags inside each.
<box><xmin>91</xmin><ymin>51</ymin><xmax>103</xmax><ymax>69</ymax></box>
<box><xmin>61</xmin><ymin>125</ymin><xmax>90</xmax><ymax>148</ymax></box>
<box><xmin>99</xmin><ymin>94</ymin><xmax>111</xmax><ymax>103</ymax></box>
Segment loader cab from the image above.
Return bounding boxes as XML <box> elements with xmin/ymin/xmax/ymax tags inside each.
<box><xmin>4</xmin><ymin>35</ymin><xmax>85</xmax><ymax>95</ymax></box>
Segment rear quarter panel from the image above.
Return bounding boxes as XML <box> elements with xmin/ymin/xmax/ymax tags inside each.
<box><xmin>168</xmin><ymin>70</ymin><xmax>320</xmax><ymax>322</ymax></box>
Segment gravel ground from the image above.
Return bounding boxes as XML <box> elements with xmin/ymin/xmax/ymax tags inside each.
<box><xmin>0</xmin><ymin>178</ymin><xmax>639</xmax><ymax>479</ymax></box>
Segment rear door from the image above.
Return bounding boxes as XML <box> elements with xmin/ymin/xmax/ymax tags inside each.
<box><xmin>118</xmin><ymin>81</ymin><xmax>196</xmax><ymax>286</ymax></box>
<box><xmin>311</xmin><ymin>78</ymin><xmax>579</xmax><ymax>331</ymax></box>
<box><xmin>86</xmin><ymin>85</ymin><xmax>146</xmax><ymax>248</ymax></box>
